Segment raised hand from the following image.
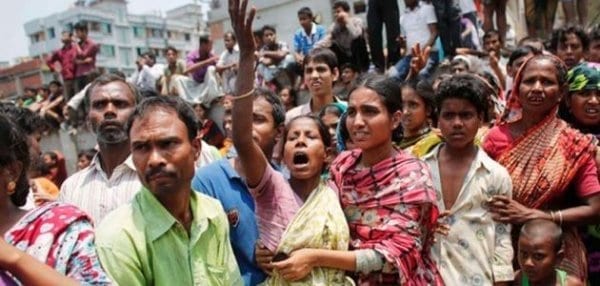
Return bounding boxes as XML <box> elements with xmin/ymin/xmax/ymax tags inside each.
<box><xmin>229</xmin><ymin>0</ymin><xmax>256</xmax><ymax>56</ymax></box>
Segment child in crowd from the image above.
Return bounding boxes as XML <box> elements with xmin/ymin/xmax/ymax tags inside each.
<box><xmin>515</xmin><ymin>219</ymin><xmax>583</xmax><ymax>286</ymax></box>
<box><xmin>76</xmin><ymin>149</ymin><xmax>97</xmax><ymax>171</ymax></box>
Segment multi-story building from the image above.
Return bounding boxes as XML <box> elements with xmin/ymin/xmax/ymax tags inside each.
<box><xmin>24</xmin><ymin>0</ymin><xmax>206</xmax><ymax>76</ymax></box>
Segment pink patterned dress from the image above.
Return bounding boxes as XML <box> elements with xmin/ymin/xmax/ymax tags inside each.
<box><xmin>329</xmin><ymin>149</ymin><xmax>443</xmax><ymax>286</ymax></box>
<box><xmin>3</xmin><ymin>202</ymin><xmax>111</xmax><ymax>285</ymax></box>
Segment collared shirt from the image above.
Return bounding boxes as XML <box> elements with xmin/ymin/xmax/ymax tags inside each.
<box><xmin>47</xmin><ymin>43</ymin><xmax>77</xmax><ymax>80</ymax></box>
<box><xmin>129</xmin><ymin>63</ymin><xmax>165</xmax><ymax>92</ymax></box>
<box><xmin>285</xmin><ymin>97</ymin><xmax>346</xmax><ymax>124</ymax></box>
<box><xmin>75</xmin><ymin>38</ymin><xmax>98</xmax><ymax>77</ymax></box>
<box><xmin>316</xmin><ymin>17</ymin><xmax>364</xmax><ymax>56</ymax></box>
<box><xmin>293</xmin><ymin>23</ymin><xmax>326</xmax><ymax>56</ymax></box>
<box><xmin>186</xmin><ymin>50</ymin><xmax>216</xmax><ymax>84</ymax></box>
<box><xmin>96</xmin><ymin>187</ymin><xmax>243</xmax><ymax>286</ymax></box>
<box><xmin>423</xmin><ymin>145</ymin><xmax>514</xmax><ymax>284</ymax></box>
<box><xmin>59</xmin><ymin>154</ymin><xmax>141</xmax><ymax>224</ymax></box>
<box><xmin>193</xmin><ymin>159</ymin><xmax>266</xmax><ymax>286</ymax></box>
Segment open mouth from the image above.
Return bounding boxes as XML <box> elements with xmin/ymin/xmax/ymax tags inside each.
<box><xmin>585</xmin><ymin>107</ymin><xmax>599</xmax><ymax>115</ymax></box>
<box><xmin>293</xmin><ymin>152</ymin><xmax>309</xmax><ymax>165</ymax></box>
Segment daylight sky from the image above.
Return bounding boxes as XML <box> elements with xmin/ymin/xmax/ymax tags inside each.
<box><xmin>0</xmin><ymin>0</ymin><xmax>207</xmax><ymax>64</ymax></box>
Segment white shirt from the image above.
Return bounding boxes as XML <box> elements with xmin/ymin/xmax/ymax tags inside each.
<box><xmin>423</xmin><ymin>145</ymin><xmax>514</xmax><ymax>284</ymax></box>
<box><xmin>400</xmin><ymin>3</ymin><xmax>437</xmax><ymax>54</ymax></box>
<box><xmin>59</xmin><ymin>154</ymin><xmax>141</xmax><ymax>224</ymax></box>
<box><xmin>134</xmin><ymin>64</ymin><xmax>165</xmax><ymax>91</ymax></box>
<box><xmin>217</xmin><ymin>46</ymin><xmax>239</xmax><ymax>80</ymax></box>
<box><xmin>459</xmin><ymin>0</ymin><xmax>477</xmax><ymax>15</ymax></box>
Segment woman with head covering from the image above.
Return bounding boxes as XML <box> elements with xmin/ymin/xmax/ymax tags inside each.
<box><xmin>483</xmin><ymin>54</ymin><xmax>600</xmax><ymax>282</ymax></box>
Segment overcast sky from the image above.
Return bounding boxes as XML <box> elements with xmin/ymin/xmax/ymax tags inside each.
<box><xmin>0</xmin><ymin>0</ymin><xmax>206</xmax><ymax>63</ymax></box>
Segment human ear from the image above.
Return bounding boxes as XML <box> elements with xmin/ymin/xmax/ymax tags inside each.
<box><xmin>391</xmin><ymin>110</ymin><xmax>402</xmax><ymax>130</ymax></box>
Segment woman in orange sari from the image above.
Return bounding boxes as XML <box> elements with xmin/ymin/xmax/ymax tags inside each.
<box><xmin>483</xmin><ymin>54</ymin><xmax>600</xmax><ymax>282</ymax></box>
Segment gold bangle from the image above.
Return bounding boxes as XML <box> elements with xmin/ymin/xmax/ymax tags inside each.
<box><xmin>233</xmin><ymin>88</ymin><xmax>255</xmax><ymax>101</ymax></box>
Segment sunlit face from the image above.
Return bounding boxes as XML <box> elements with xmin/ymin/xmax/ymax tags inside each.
<box><xmin>49</xmin><ymin>83</ymin><xmax>60</xmax><ymax>95</ymax></box>
<box><xmin>452</xmin><ymin>62</ymin><xmax>468</xmax><ymax>74</ymax></box>
<box><xmin>283</xmin><ymin>118</ymin><xmax>327</xmax><ymax>180</ymax></box>
<box><xmin>346</xmin><ymin>87</ymin><xmax>401</xmax><ymax>153</ymax></box>
<box><xmin>130</xmin><ymin>108</ymin><xmax>200</xmax><ymax>195</ymax></box>
<box><xmin>334</xmin><ymin>7</ymin><xmax>348</xmax><ymax>23</ymax></box>
<box><xmin>166</xmin><ymin>49</ymin><xmax>178</xmax><ymax>64</ymax></box>
<box><xmin>77</xmin><ymin>155</ymin><xmax>92</xmax><ymax>170</ymax></box>
<box><xmin>304</xmin><ymin>60</ymin><xmax>338</xmax><ymax>98</ymax></box>
<box><xmin>279</xmin><ymin>88</ymin><xmax>294</xmax><ymax>109</ymax></box>
<box><xmin>88</xmin><ymin>81</ymin><xmax>136</xmax><ymax>145</ymax></box>
<box><xmin>437</xmin><ymin>98</ymin><xmax>482</xmax><ymax>149</ymax></box>
<box><xmin>262</xmin><ymin>29</ymin><xmax>276</xmax><ymax>46</ymax></box>
<box><xmin>567</xmin><ymin>89</ymin><xmax>600</xmax><ymax>128</ymax></box>
<box><xmin>223</xmin><ymin>114</ymin><xmax>233</xmax><ymax>138</ymax></box>
<box><xmin>401</xmin><ymin>86</ymin><xmax>429</xmax><ymax>136</ymax></box>
<box><xmin>518</xmin><ymin>235</ymin><xmax>561</xmax><ymax>284</ymax></box>
<box><xmin>320</xmin><ymin>112</ymin><xmax>340</xmax><ymax>149</ymax></box>
<box><xmin>224</xmin><ymin>34</ymin><xmax>236</xmax><ymax>50</ymax></box>
<box><xmin>341</xmin><ymin>67</ymin><xmax>356</xmax><ymax>84</ymax></box>
<box><xmin>557</xmin><ymin>33</ymin><xmax>584</xmax><ymax>69</ymax></box>
<box><xmin>517</xmin><ymin>58</ymin><xmax>563</xmax><ymax>118</ymax></box>
<box><xmin>252</xmin><ymin>97</ymin><xmax>281</xmax><ymax>156</ymax></box>
<box><xmin>484</xmin><ymin>34</ymin><xmax>502</xmax><ymax>54</ymax></box>
<box><xmin>589</xmin><ymin>40</ymin><xmax>600</xmax><ymax>63</ymax></box>
<box><xmin>298</xmin><ymin>14</ymin><xmax>312</xmax><ymax>31</ymax></box>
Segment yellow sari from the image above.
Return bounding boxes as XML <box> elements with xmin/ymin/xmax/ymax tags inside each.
<box><xmin>263</xmin><ymin>183</ymin><xmax>354</xmax><ymax>286</ymax></box>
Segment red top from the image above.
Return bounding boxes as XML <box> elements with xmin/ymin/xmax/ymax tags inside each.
<box><xmin>75</xmin><ymin>38</ymin><xmax>98</xmax><ymax>77</ymax></box>
<box><xmin>46</xmin><ymin>43</ymin><xmax>78</xmax><ymax>80</ymax></box>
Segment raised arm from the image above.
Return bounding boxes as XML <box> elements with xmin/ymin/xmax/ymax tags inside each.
<box><xmin>229</xmin><ymin>0</ymin><xmax>268</xmax><ymax>187</ymax></box>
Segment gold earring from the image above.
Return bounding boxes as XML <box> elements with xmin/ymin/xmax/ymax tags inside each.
<box><xmin>6</xmin><ymin>181</ymin><xmax>16</xmax><ymax>195</ymax></box>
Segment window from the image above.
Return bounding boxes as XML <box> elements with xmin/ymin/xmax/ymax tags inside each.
<box><xmin>30</xmin><ymin>31</ymin><xmax>46</xmax><ymax>43</ymax></box>
<box><xmin>136</xmin><ymin>47</ymin><xmax>146</xmax><ymax>56</ymax></box>
<box><xmin>47</xmin><ymin>28</ymin><xmax>56</xmax><ymax>39</ymax></box>
<box><xmin>90</xmin><ymin>22</ymin><xmax>101</xmax><ymax>32</ymax></box>
<box><xmin>101</xmin><ymin>23</ymin><xmax>112</xmax><ymax>35</ymax></box>
<box><xmin>100</xmin><ymin>44</ymin><xmax>116</xmax><ymax>57</ymax></box>
<box><xmin>133</xmin><ymin>26</ymin><xmax>144</xmax><ymax>38</ymax></box>
<box><xmin>119</xmin><ymin>47</ymin><xmax>133</xmax><ymax>66</ymax></box>
<box><xmin>149</xmin><ymin>28</ymin><xmax>163</xmax><ymax>38</ymax></box>
<box><xmin>184</xmin><ymin>33</ymin><xmax>191</xmax><ymax>42</ymax></box>
<box><xmin>117</xmin><ymin>27</ymin><xmax>129</xmax><ymax>43</ymax></box>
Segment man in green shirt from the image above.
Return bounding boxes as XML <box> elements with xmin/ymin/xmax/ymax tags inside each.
<box><xmin>96</xmin><ymin>95</ymin><xmax>242</xmax><ymax>285</ymax></box>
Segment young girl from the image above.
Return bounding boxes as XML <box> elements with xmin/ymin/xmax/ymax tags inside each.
<box><xmin>396</xmin><ymin>80</ymin><xmax>438</xmax><ymax>156</ymax></box>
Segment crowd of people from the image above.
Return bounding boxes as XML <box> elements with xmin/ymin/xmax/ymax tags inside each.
<box><xmin>0</xmin><ymin>0</ymin><xmax>599</xmax><ymax>285</ymax></box>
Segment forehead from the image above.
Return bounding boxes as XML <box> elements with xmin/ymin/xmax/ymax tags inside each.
<box><xmin>349</xmin><ymin>87</ymin><xmax>385</xmax><ymax>106</ymax></box>
<box><xmin>130</xmin><ymin>108</ymin><xmax>188</xmax><ymax>140</ymax></box>
<box><xmin>522</xmin><ymin>58</ymin><xmax>557</xmax><ymax>75</ymax></box>
<box><xmin>561</xmin><ymin>33</ymin><xmax>582</xmax><ymax>45</ymax></box>
<box><xmin>288</xmin><ymin>117</ymin><xmax>320</xmax><ymax>132</ymax></box>
<box><xmin>90</xmin><ymin>81</ymin><xmax>134</xmax><ymax>102</ymax></box>
<box><xmin>439</xmin><ymin>97</ymin><xmax>477</xmax><ymax>112</ymax></box>
<box><xmin>305</xmin><ymin>60</ymin><xmax>331</xmax><ymax>70</ymax></box>
<box><xmin>253</xmin><ymin>97</ymin><xmax>275</xmax><ymax>117</ymax></box>
<box><xmin>263</xmin><ymin>29</ymin><xmax>275</xmax><ymax>35</ymax></box>
<box><xmin>484</xmin><ymin>34</ymin><xmax>500</xmax><ymax>42</ymax></box>
<box><xmin>518</xmin><ymin>234</ymin><xmax>556</xmax><ymax>250</ymax></box>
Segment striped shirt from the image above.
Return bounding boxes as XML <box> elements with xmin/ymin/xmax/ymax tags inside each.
<box><xmin>59</xmin><ymin>154</ymin><xmax>141</xmax><ymax>224</ymax></box>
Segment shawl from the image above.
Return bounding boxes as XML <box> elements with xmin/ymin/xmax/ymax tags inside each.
<box><xmin>264</xmin><ymin>183</ymin><xmax>353</xmax><ymax>286</ymax></box>
<box><xmin>329</xmin><ymin>150</ymin><xmax>442</xmax><ymax>285</ymax></box>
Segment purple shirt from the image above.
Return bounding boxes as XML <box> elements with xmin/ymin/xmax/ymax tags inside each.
<box><xmin>75</xmin><ymin>38</ymin><xmax>98</xmax><ymax>77</ymax></box>
<box><xmin>186</xmin><ymin>50</ymin><xmax>215</xmax><ymax>83</ymax></box>
<box><xmin>249</xmin><ymin>163</ymin><xmax>303</xmax><ymax>252</ymax></box>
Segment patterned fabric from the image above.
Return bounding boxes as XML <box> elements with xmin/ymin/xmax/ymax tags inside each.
<box><xmin>424</xmin><ymin>146</ymin><xmax>514</xmax><ymax>284</ymax></box>
<box><xmin>4</xmin><ymin>202</ymin><xmax>111</xmax><ymax>285</ymax></box>
<box><xmin>264</xmin><ymin>183</ymin><xmax>353</xmax><ymax>285</ymax></box>
<box><xmin>329</xmin><ymin>150</ymin><xmax>443</xmax><ymax>285</ymax></box>
<box><xmin>567</xmin><ymin>62</ymin><xmax>600</xmax><ymax>92</ymax></box>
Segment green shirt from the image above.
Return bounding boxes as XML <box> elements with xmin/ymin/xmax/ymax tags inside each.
<box><xmin>96</xmin><ymin>187</ymin><xmax>242</xmax><ymax>286</ymax></box>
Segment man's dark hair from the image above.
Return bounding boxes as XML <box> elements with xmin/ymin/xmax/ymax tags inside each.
<box><xmin>304</xmin><ymin>48</ymin><xmax>339</xmax><ymax>71</ymax></box>
<box><xmin>85</xmin><ymin>73</ymin><xmax>140</xmax><ymax>109</ymax></box>
<box><xmin>127</xmin><ymin>96</ymin><xmax>199</xmax><ymax>141</ymax></box>
<box><xmin>165</xmin><ymin>46</ymin><xmax>178</xmax><ymax>55</ymax></box>
<box><xmin>62</xmin><ymin>30</ymin><xmax>73</xmax><ymax>37</ymax></box>
<box><xmin>483</xmin><ymin>30</ymin><xmax>501</xmax><ymax>43</ymax></box>
<box><xmin>48</xmin><ymin>80</ymin><xmax>62</xmax><ymax>88</ymax></box>
<box><xmin>507</xmin><ymin>45</ymin><xmax>541</xmax><ymax>67</ymax></box>
<box><xmin>253</xmin><ymin>30</ymin><xmax>263</xmax><ymax>39</ymax></box>
<box><xmin>142</xmin><ymin>51</ymin><xmax>156</xmax><ymax>62</ymax></box>
<box><xmin>435</xmin><ymin>74</ymin><xmax>489</xmax><ymax>118</ymax></box>
<box><xmin>0</xmin><ymin>113</ymin><xmax>31</xmax><ymax>207</ymax></box>
<box><xmin>254</xmin><ymin>87</ymin><xmax>286</xmax><ymax>126</ymax></box>
<box><xmin>261</xmin><ymin>25</ymin><xmax>276</xmax><ymax>34</ymax></box>
<box><xmin>549</xmin><ymin>25</ymin><xmax>590</xmax><ymax>52</ymax></box>
<box><xmin>0</xmin><ymin>103</ymin><xmax>47</xmax><ymax>135</ymax></box>
<box><xmin>74</xmin><ymin>21</ymin><xmax>88</xmax><ymax>32</ymax></box>
<box><xmin>333</xmin><ymin>1</ymin><xmax>351</xmax><ymax>12</ymax></box>
<box><xmin>340</xmin><ymin>63</ymin><xmax>358</xmax><ymax>73</ymax></box>
<box><xmin>24</xmin><ymin>87</ymin><xmax>37</xmax><ymax>94</ymax></box>
<box><xmin>199</xmin><ymin>35</ymin><xmax>210</xmax><ymax>45</ymax></box>
<box><xmin>78</xmin><ymin>148</ymin><xmax>97</xmax><ymax>161</ymax></box>
<box><xmin>297</xmin><ymin>7</ymin><xmax>314</xmax><ymax>19</ymax></box>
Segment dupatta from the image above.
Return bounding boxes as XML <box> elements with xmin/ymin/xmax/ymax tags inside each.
<box><xmin>329</xmin><ymin>150</ymin><xmax>442</xmax><ymax>285</ymax></box>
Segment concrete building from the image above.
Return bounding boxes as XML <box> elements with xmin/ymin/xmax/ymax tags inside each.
<box><xmin>24</xmin><ymin>0</ymin><xmax>206</xmax><ymax>76</ymax></box>
<box><xmin>207</xmin><ymin>0</ymin><xmax>369</xmax><ymax>55</ymax></box>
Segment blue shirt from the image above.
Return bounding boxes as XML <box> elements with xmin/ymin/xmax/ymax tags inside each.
<box><xmin>192</xmin><ymin>159</ymin><xmax>266</xmax><ymax>286</ymax></box>
<box><xmin>293</xmin><ymin>23</ymin><xmax>326</xmax><ymax>56</ymax></box>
